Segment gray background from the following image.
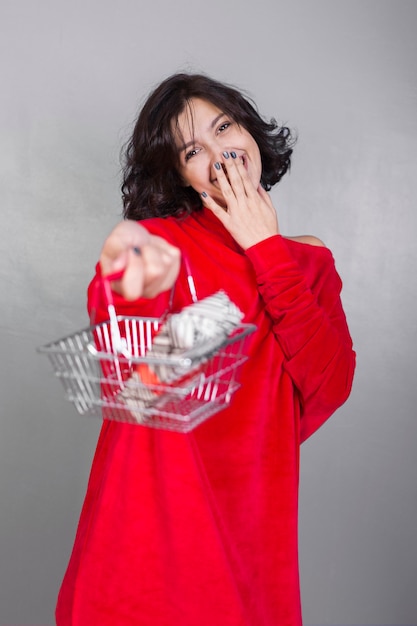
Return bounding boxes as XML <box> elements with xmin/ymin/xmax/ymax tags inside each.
<box><xmin>1</xmin><ymin>0</ymin><xmax>416</xmax><ymax>624</ymax></box>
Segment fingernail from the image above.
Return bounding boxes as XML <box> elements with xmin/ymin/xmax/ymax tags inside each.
<box><xmin>132</xmin><ymin>246</ymin><xmax>141</xmax><ymax>255</ymax></box>
<box><xmin>230</xmin><ymin>151</ymin><xmax>237</xmax><ymax>159</ymax></box>
<box><xmin>222</xmin><ymin>151</ymin><xmax>230</xmax><ymax>159</ymax></box>
<box><xmin>214</xmin><ymin>162</ymin><xmax>221</xmax><ymax>170</ymax></box>
<box><xmin>201</xmin><ymin>191</ymin><xmax>208</xmax><ymax>198</ymax></box>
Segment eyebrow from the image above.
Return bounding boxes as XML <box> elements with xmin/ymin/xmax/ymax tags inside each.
<box><xmin>179</xmin><ymin>112</ymin><xmax>226</xmax><ymax>152</ymax></box>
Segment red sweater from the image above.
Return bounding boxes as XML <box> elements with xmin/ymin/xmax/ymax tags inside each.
<box><xmin>56</xmin><ymin>208</ymin><xmax>355</xmax><ymax>625</ymax></box>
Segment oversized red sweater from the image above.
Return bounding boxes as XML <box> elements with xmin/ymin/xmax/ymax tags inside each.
<box><xmin>56</xmin><ymin>208</ymin><xmax>355</xmax><ymax>625</ymax></box>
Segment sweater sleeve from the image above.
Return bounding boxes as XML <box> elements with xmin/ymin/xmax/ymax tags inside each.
<box><xmin>245</xmin><ymin>235</ymin><xmax>356</xmax><ymax>442</ymax></box>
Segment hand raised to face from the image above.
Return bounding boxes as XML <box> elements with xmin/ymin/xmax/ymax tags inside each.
<box><xmin>201</xmin><ymin>151</ymin><xmax>280</xmax><ymax>250</ymax></box>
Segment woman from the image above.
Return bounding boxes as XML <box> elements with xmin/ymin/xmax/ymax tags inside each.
<box><xmin>56</xmin><ymin>73</ymin><xmax>356</xmax><ymax>625</ymax></box>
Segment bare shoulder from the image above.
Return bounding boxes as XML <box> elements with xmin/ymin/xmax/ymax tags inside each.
<box><xmin>285</xmin><ymin>235</ymin><xmax>326</xmax><ymax>247</ymax></box>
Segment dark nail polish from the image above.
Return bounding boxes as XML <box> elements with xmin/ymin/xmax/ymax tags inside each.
<box><xmin>201</xmin><ymin>191</ymin><xmax>208</xmax><ymax>198</ymax></box>
<box><xmin>222</xmin><ymin>151</ymin><xmax>230</xmax><ymax>159</ymax></box>
<box><xmin>230</xmin><ymin>151</ymin><xmax>237</xmax><ymax>159</ymax></box>
<box><xmin>132</xmin><ymin>246</ymin><xmax>142</xmax><ymax>255</ymax></box>
<box><xmin>214</xmin><ymin>162</ymin><xmax>221</xmax><ymax>170</ymax></box>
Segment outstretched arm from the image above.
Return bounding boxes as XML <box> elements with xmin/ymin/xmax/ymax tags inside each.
<box><xmin>99</xmin><ymin>220</ymin><xmax>181</xmax><ymax>300</ymax></box>
<box><xmin>88</xmin><ymin>220</ymin><xmax>181</xmax><ymax>324</ymax></box>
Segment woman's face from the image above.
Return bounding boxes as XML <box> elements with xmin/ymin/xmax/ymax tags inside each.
<box><xmin>173</xmin><ymin>98</ymin><xmax>262</xmax><ymax>208</ymax></box>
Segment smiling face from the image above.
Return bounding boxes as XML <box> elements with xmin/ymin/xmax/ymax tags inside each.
<box><xmin>173</xmin><ymin>98</ymin><xmax>262</xmax><ymax>208</ymax></box>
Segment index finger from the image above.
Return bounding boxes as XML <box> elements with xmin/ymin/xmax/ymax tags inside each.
<box><xmin>100</xmin><ymin>221</ymin><xmax>151</xmax><ymax>276</ymax></box>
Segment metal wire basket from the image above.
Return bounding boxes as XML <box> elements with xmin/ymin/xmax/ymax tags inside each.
<box><xmin>38</xmin><ymin>269</ymin><xmax>256</xmax><ymax>432</ymax></box>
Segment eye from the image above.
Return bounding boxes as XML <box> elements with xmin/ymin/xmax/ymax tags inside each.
<box><xmin>185</xmin><ymin>147</ymin><xmax>199</xmax><ymax>162</ymax></box>
<box><xmin>217</xmin><ymin>121</ymin><xmax>231</xmax><ymax>133</ymax></box>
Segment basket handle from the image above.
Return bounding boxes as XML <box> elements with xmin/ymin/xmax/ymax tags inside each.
<box><xmin>168</xmin><ymin>252</ymin><xmax>197</xmax><ymax>311</ymax></box>
<box><xmin>89</xmin><ymin>269</ymin><xmax>123</xmax><ymax>326</ymax></box>
<box><xmin>88</xmin><ymin>269</ymin><xmax>130</xmax><ymax>356</ymax></box>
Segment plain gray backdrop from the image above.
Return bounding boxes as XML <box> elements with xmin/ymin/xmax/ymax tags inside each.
<box><xmin>1</xmin><ymin>0</ymin><xmax>416</xmax><ymax>624</ymax></box>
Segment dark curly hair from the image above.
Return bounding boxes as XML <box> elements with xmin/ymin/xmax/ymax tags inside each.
<box><xmin>122</xmin><ymin>73</ymin><xmax>295</xmax><ymax>221</ymax></box>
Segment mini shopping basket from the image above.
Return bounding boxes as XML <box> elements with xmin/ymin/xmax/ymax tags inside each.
<box><xmin>38</xmin><ymin>262</ymin><xmax>256</xmax><ymax>433</ymax></box>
